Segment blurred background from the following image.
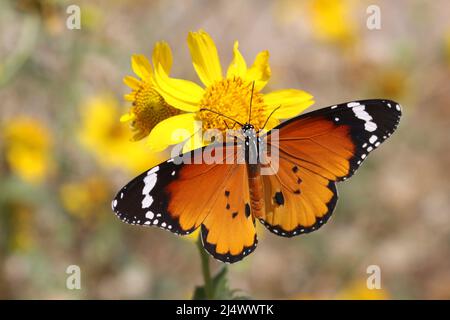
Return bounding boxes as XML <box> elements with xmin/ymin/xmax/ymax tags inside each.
<box><xmin>0</xmin><ymin>0</ymin><xmax>449</xmax><ymax>299</ymax></box>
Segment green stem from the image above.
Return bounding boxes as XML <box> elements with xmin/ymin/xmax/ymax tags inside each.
<box><xmin>197</xmin><ymin>236</ymin><xmax>213</xmax><ymax>299</ymax></box>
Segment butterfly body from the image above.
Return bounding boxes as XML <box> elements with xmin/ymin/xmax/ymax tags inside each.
<box><xmin>112</xmin><ymin>99</ymin><xmax>402</xmax><ymax>263</ymax></box>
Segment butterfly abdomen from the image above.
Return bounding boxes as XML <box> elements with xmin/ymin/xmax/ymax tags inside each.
<box><xmin>247</xmin><ymin>164</ymin><xmax>265</xmax><ymax>218</ymax></box>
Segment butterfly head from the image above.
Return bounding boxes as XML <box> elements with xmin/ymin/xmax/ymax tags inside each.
<box><xmin>242</xmin><ymin>123</ymin><xmax>257</xmax><ymax>137</ymax></box>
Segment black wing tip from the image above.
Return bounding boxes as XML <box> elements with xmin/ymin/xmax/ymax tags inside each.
<box><xmin>260</xmin><ymin>181</ymin><xmax>338</xmax><ymax>238</ymax></box>
<box><xmin>200</xmin><ymin>225</ymin><xmax>257</xmax><ymax>264</ymax></box>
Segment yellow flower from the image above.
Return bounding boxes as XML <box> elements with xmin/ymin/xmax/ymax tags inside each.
<box><xmin>78</xmin><ymin>95</ymin><xmax>165</xmax><ymax>174</ymax></box>
<box><xmin>2</xmin><ymin>117</ymin><xmax>53</xmax><ymax>184</ymax></box>
<box><xmin>148</xmin><ymin>30</ymin><xmax>314</xmax><ymax>151</ymax></box>
<box><xmin>8</xmin><ymin>204</ymin><xmax>34</xmax><ymax>252</ymax></box>
<box><xmin>308</xmin><ymin>0</ymin><xmax>357</xmax><ymax>47</ymax></box>
<box><xmin>60</xmin><ymin>176</ymin><xmax>110</xmax><ymax>220</ymax></box>
<box><xmin>121</xmin><ymin>42</ymin><xmax>181</xmax><ymax>142</ymax></box>
<box><xmin>336</xmin><ymin>280</ymin><xmax>390</xmax><ymax>300</ymax></box>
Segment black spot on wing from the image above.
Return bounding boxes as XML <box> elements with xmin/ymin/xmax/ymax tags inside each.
<box><xmin>274</xmin><ymin>191</ymin><xmax>285</xmax><ymax>206</ymax></box>
<box><xmin>200</xmin><ymin>225</ymin><xmax>258</xmax><ymax>264</ymax></box>
<box><xmin>260</xmin><ymin>181</ymin><xmax>338</xmax><ymax>237</ymax></box>
<box><xmin>245</xmin><ymin>203</ymin><xmax>251</xmax><ymax>218</ymax></box>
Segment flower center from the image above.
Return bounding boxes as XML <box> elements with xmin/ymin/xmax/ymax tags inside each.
<box><xmin>198</xmin><ymin>77</ymin><xmax>266</xmax><ymax>134</ymax></box>
<box><xmin>131</xmin><ymin>83</ymin><xmax>180</xmax><ymax>140</ymax></box>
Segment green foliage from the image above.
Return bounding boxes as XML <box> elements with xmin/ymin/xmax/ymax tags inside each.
<box><xmin>192</xmin><ymin>266</ymin><xmax>249</xmax><ymax>300</ymax></box>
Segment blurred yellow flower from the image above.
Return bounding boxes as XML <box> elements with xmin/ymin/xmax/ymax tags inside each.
<box><xmin>308</xmin><ymin>0</ymin><xmax>357</xmax><ymax>47</ymax></box>
<box><xmin>78</xmin><ymin>95</ymin><xmax>165</xmax><ymax>174</ymax></box>
<box><xmin>8</xmin><ymin>204</ymin><xmax>34</xmax><ymax>252</ymax></box>
<box><xmin>149</xmin><ymin>30</ymin><xmax>314</xmax><ymax>151</ymax></box>
<box><xmin>60</xmin><ymin>176</ymin><xmax>110</xmax><ymax>220</ymax></box>
<box><xmin>121</xmin><ymin>42</ymin><xmax>181</xmax><ymax>142</ymax></box>
<box><xmin>2</xmin><ymin>117</ymin><xmax>53</xmax><ymax>184</ymax></box>
<box><xmin>336</xmin><ymin>280</ymin><xmax>390</xmax><ymax>300</ymax></box>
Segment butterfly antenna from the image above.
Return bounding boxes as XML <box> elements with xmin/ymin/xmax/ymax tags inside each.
<box><xmin>248</xmin><ymin>81</ymin><xmax>255</xmax><ymax>123</ymax></box>
<box><xmin>261</xmin><ymin>105</ymin><xmax>281</xmax><ymax>131</ymax></box>
<box><xmin>199</xmin><ymin>108</ymin><xmax>244</xmax><ymax>127</ymax></box>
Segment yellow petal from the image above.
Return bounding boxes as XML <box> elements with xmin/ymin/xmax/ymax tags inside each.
<box><xmin>123</xmin><ymin>76</ymin><xmax>141</xmax><ymax>90</ymax></box>
<box><xmin>120</xmin><ymin>113</ymin><xmax>135</xmax><ymax>123</ymax></box>
<box><xmin>246</xmin><ymin>50</ymin><xmax>271</xmax><ymax>90</ymax></box>
<box><xmin>123</xmin><ymin>93</ymin><xmax>135</xmax><ymax>101</ymax></box>
<box><xmin>187</xmin><ymin>30</ymin><xmax>223</xmax><ymax>87</ymax></box>
<box><xmin>131</xmin><ymin>54</ymin><xmax>153</xmax><ymax>81</ymax></box>
<box><xmin>152</xmin><ymin>41</ymin><xmax>173</xmax><ymax>74</ymax></box>
<box><xmin>147</xmin><ymin>113</ymin><xmax>199</xmax><ymax>152</ymax></box>
<box><xmin>264</xmin><ymin>89</ymin><xmax>314</xmax><ymax>119</ymax></box>
<box><xmin>226</xmin><ymin>41</ymin><xmax>247</xmax><ymax>79</ymax></box>
<box><xmin>182</xmin><ymin>130</ymin><xmax>207</xmax><ymax>153</ymax></box>
<box><xmin>153</xmin><ymin>64</ymin><xmax>204</xmax><ymax>112</ymax></box>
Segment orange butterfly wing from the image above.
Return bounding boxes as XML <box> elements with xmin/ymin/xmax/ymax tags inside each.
<box><xmin>112</xmin><ymin>143</ymin><xmax>257</xmax><ymax>263</ymax></box>
<box><xmin>259</xmin><ymin>99</ymin><xmax>401</xmax><ymax>236</ymax></box>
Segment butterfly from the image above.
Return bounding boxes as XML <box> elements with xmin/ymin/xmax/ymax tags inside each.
<box><xmin>112</xmin><ymin>99</ymin><xmax>401</xmax><ymax>263</ymax></box>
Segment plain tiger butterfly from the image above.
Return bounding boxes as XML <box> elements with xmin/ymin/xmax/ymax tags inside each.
<box><xmin>112</xmin><ymin>99</ymin><xmax>401</xmax><ymax>263</ymax></box>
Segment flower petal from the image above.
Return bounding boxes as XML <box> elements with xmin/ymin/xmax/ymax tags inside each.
<box><xmin>147</xmin><ymin>113</ymin><xmax>199</xmax><ymax>152</ymax></box>
<box><xmin>264</xmin><ymin>89</ymin><xmax>315</xmax><ymax>119</ymax></box>
<box><xmin>123</xmin><ymin>93</ymin><xmax>135</xmax><ymax>101</ymax></box>
<box><xmin>182</xmin><ymin>130</ymin><xmax>205</xmax><ymax>153</ymax></box>
<box><xmin>131</xmin><ymin>54</ymin><xmax>153</xmax><ymax>81</ymax></box>
<box><xmin>152</xmin><ymin>41</ymin><xmax>173</xmax><ymax>74</ymax></box>
<box><xmin>226</xmin><ymin>41</ymin><xmax>247</xmax><ymax>79</ymax></box>
<box><xmin>120</xmin><ymin>113</ymin><xmax>136</xmax><ymax>123</ymax></box>
<box><xmin>153</xmin><ymin>64</ymin><xmax>204</xmax><ymax>112</ymax></box>
<box><xmin>123</xmin><ymin>76</ymin><xmax>141</xmax><ymax>90</ymax></box>
<box><xmin>246</xmin><ymin>50</ymin><xmax>271</xmax><ymax>90</ymax></box>
<box><xmin>187</xmin><ymin>30</ymin><xmax>223</xmax><ymax>87</ymax></box>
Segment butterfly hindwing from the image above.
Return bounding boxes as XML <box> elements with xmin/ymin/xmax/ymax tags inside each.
<box><xmin>259</xmin><ymin>158</ymin><xmax>338</xmax><ymax>237</ymax></box>
<box><xmin>200</xmin><ymin>162</ymin><xmax>257</xmax><ymax>263</ymax></box>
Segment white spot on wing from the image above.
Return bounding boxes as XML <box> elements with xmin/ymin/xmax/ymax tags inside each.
<box><xmin>352</xmin><ymin>105</ymin><xmax>377</xmax><ymax>132</ymax></box>
<box><xmin>142</xmin><ymin>195</ymin><xmax>154</xmax><ymax>208</ymax></box>
<box><xmin>369</xmin><ymin>135</ymin><xmax>378</xmax><ymax>144</ymax></box>
<box><xmin>147</xmin><ymin>166</ymin><xmax>159</xmax><ymax>175</ymax></box>
<box><xmin>145</xmin><ymin>211</ymin><xmax>154</xmax><ymax>220</ymax></box>
<box><xmin>142</xmin><ymin>175</ymin><xmax>157</xmax><ymax>195</ymax></box>
<box><xmin>347</xmin><ymin>102</ymin><xmax>360</xmax><ymax>108</ymax></box>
